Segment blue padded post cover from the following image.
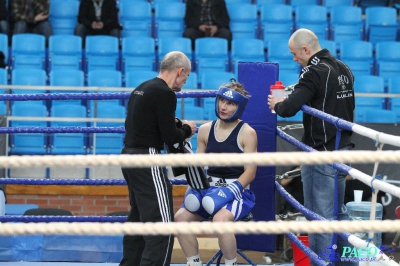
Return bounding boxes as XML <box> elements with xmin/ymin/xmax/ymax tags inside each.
<box><xmin>236</xmin><ymin>62</ymin><xmax>278</xmax><ymax>252</ymax></box>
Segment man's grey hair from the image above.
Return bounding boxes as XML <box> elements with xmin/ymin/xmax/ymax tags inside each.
<box><xmin>290</xmin><ymin>28</ymin><xmax>321</xmax><ymax>51</ymax></box>
<box><xmin>160</xmin><ymin>51</ymin><xmax>191</xmax><ymax>73</ymax></box>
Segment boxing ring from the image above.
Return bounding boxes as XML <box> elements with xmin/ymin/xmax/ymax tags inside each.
<box><xmin>0</xmin><ymin>62</ymin><xmax>399</xmax><ymax>265</ymax></box>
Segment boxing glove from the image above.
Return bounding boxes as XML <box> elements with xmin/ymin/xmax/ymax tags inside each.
<box><xmin>184</xmin><ymin>186</ymin><xmax>203</xmax><ymax>212</ymax></box>
<box><xmin>202</xmin><ymin>181</ymin><xmax>243</xmax><ymax>215</ymax></box>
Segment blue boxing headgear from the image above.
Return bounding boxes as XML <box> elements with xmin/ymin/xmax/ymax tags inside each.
<box><xmin>215</xmin><ymin>86</ymin><xmax>249</xmax><ymax>122</ymax></box>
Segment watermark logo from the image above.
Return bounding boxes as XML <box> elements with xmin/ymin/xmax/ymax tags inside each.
<box><xmin>318</xmin><ymin>244</ymin><xmax>396</xmax><ymax>263</ymax></box>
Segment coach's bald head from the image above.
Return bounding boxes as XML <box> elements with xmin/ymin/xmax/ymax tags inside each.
<box><xmin>288</xmin><ymin>29</ymin><xmax>322</xmax><ymax>67</ymax></box>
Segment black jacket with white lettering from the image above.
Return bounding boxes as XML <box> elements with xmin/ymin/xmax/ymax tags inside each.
<box><xmin>275</xmin><ymin>49</ymin><xmax>355</xmax><ymax>151</ymax></box>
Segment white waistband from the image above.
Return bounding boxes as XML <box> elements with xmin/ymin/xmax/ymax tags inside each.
<box><xmin>208</xmin><ymin>176</ymin><xmax>250</xmax><ymax>190</ymax></box>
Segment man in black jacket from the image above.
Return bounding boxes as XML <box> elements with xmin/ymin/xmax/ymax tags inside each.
<box><xmin>74</xmin><ymin>0</ymin><xmax>121</xmax><ymax>47</ymax></box>
<box><xmin>268</xmin><ymin>28</ymin><xmax>357</xmax><ymax>266</ymax></box>
<box><xmin>183</xmin><ymin>0</ymin><xmax>232</xmax><ymax>50</ymax></box>
<box><xmin>120</xmin><ymin>51</ymin><xmax>197</xmax><ymax>266</ymax></box>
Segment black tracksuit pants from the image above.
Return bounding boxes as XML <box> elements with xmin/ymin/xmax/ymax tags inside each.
<box><xmin>119</xmin><ymin>147</ymin><xmax>174</xmax><ymax>266</ymax></box>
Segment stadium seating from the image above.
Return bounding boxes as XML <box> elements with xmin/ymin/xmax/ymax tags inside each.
<box><xmin>231</xmin><ymin>39</ymin><xmax>265</xmax><ymax>75</ymax></box>
<box><xmin>226</xmin><ymin>3</ymin><xmax>259</xmax><ymax>39</ymax></box>
<box><xmin>85</xmin><ymin>36</ymin><xmax>119</xmax><ymax>73</ymax></box>
<box><xmin>375</xmin><ymin>41</ymin><xmax>400</xmax><ymax>87</ymax></box>
<box><xmin>195</xmin><ymin>38</ymin><xmax>229</xmax><ymax>83</ymax></box>
<box><xmin>49</xmin><ymin>0</ymin><xmax>79</xmax><ymax>35</ymax></box>
<box><xmin>260</xmin><ymin>4</ymin><xmax>293</xmax><ymax>49</ymax></box>
<box><xmin>92</xmin><ymin>104</ymin><xmax>125</xmax><ymax>154</ymax></box>
<box><xmin>48</xmin><ymin>35</ymin><xmax>82</xmax><ymax>71</ymax></box>
<box><xmin>279</xmin><ymin>72</ymin><xmax>298</xmax><ymax>87</ymax></box>
<box><xmin>318</xmin><ymin>40</ymin><xmax>337</xmax><ymax>58</ymax></box>
<box><xmin>358</xmin><ymin>109</ymin><xmax>397</xmax><ymax>124</ymax></box>
<box><xmin>119</xmin><ymin>1</ymin><xmax>152</xmax><ymax>38</ymax></box>
<box><xmin>158</xmin><ymin>37</ymin><xmax>193</xmax><ymax>67</ymax></box>
<box><xmin>50</xmin><ymin>104</ymin><xmax>88</xmax><ymax>154</ymax></box>
<box><xmin>256</xmin><ymin>0</ymin><xmax>286</xmax><ymax>11</ymax></box>
<box><xmin>323</xmin><ymin>0</ymin><xmax>353</xmax><ymax>14</ymax></box>
<box><xmin>154</xmin><ymin>2</ymin><xmax>186</xmax><ymax>40</ymax></box>
<box><xmin>387</xmin><ymin>76</ymin><xmax>400</xmax><ymax>120</ymax></box>
<box><xmin>294</xmin><ymin>5</ymin><xmax>329</xmax><ymax>40</ymax></box>
<box><xmin>11</xmin><ymin>69</ymin><xmax>47</xmax><ymax>95</ymax></box>
<box><xmin>330</xmin><ymin>6</ymin><xmax>363</xmax><ymax>46</ymax></box>
<box><xmin>290</xmin><ymin>0</ymin><xmax>318</xmax><ymax>9</ymax></box>
<box><xmin>11</xmin><ymin>34</ymin><xmax>46</xmax><ymax>70</ymax></box>
<box><xmin>365</xmin><ymin>7</ymin><xmax>398</xmax><ymax>45</ymax></box>
<box><xmin>9</xmin><ymin>103</ymin><xmax>48</xmax><ymax>154</ymax></box>
<box><xmin>339</xmin><ymin>41</ymin><xmax>374</xmax><ymax>77</ymax></box>
<box><xmin>125</xmin><ymin>70</ymin><xmax>158</xmax><ymax>88</ymax></box>
<box><xmin>49</xmin><ymin>69</ymin><xmax>85</xmax><ymax>106</ymax></box>
<box><xmin>0</xmin><ymin>68</ymin><xmax>7</xmax><ymax>112</ymax></box>
<box><xmin>267</xmin><ymin>39</ymin><xmax>300</xmax><ymax>74</ymax></box>
<box><xmin>0</xmin><ymin>33</ymin><xmax>8</xmax><ymax>67</ymax></box>
<box><xmin>182</xmin><ymin>72</ymin><xmax>198</xmax><ymax>90</ymax></box>
<box><xmin>121</xmin><ymin>36</ymin><xmax>156</xmax><ymax>73</ymax></box>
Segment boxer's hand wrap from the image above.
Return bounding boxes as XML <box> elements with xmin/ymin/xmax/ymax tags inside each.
<box><xmin>202</xmin><ymin>181</ymin><xmax>243</xmax><ymax>215</ymax></box>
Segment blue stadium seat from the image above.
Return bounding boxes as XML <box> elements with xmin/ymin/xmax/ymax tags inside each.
<box><xmin>182</xmin><ymin>72</ymin><xmax>198</xmax><ymax>90</ymax></box>
<box><xmin>375</xmin><ymin>41</ymin><xmax>400</xmax><ymax>87</ymax></box>
<box><xmin>319</xmin><ymin>40</ymin><xmax>337</xmax><ymax>58</ymax></box>
<box><xmin>330</xmin><ymin>6</ymin><xmax>363</xmax><ymax>47</ymax></box>
<box><xmin>0</xmin><ymin>100</ymin><xmax>6</xmax><ymax>116</ymax></box>
<box><xmin>260</xmin><ymin>4</ymin><xmax>293</xmax><ymax>49</ymax></box>
<box><xmin>231</xmin><ymin>39</ymin><xmax>265</xmax><ymax>75</ymax></box>
<box><xmin>365</xmin><ymin>7</ymin><xmax>398</xmax><ymax>45</ymax></box>
<box><xmin>49</xmin><ymin>0</ymin><xmax>79</xmax><ymax>35</ymax></box>
<box><xmin>119</xmin><ymin>1</ymin><xmax>152</xmax><ymax>38</ymax></box>
<box><xmin>48</xmin><ymin>35</ymin><xmax>82</xmax><ymax>71</ymax></box>
<box><xmin>125</xmin><ymin>70</ymin><xmax>158</xmax><ymax>88</ymax></box>
<box><xmin>158</xmin><ymin>37</ymin><xmax>193</xmax><ymax>68</ymax></box>
<box><xmin>387</xmin><ymin>76</ymin><xmax>400</xmax><ymax>117</ymax></box>
<box><xmin>256</xmin><ymin>0</ymin><xmax>286</xmax><ymax>11</ymax></box>
<box><xmin>295</xmin><ymin>5</ymin><xmax>328</xmax><ymax>40</ymax></box>
<box><xmin>92</xmin><ymin>104</ymin><xmax>125</xmax><ymax>154</ymax></box>
<box><xmin>154</xmin><ymin>2</ymin><xmax>186</xmax><ymax>40</ymax></box>
<box><xmin>357</xmin><ymin>0</ymin><xmax>390</xmax><ymax>13</ymax></box>
<box><xmin>226</xmin><ymin>3</ymin><xmax>258</xmax><ymax>39</ymax></box>
<box><xmin>49</xmin><ymin>69</ymin><xmax>85</xmax><ymax>106</ymax></box>
<box><xmin>358</xmin><ymin>109</ymin><xmax>397</xmax><ymax>124</ymax></box>
<box><xmin>267</xmin><ymin>39</ymin><xmax>300</xmax><ymax>74</ymax></box>
<box><xmin>323</xmin><ymin>0</ymin><xmax>352</xmax><ymax>14</ymax></box>
<box><xmin>87</xmin><ymin>69</ymin><xmax>123</xmax><ymax>116</ymax></box>
<box><xmin>121</xmin><ymin>36</ymin><xmax>156</xmax><ymax>73</ymax></box>
<box><xmin>85</xmin><ymin>36</ymin><xmax>119</xmax><ymax>73</ymax></box>
<box><xmin>176</xmin><ymin>105</ymin><xmax>205</xmax><ymax>121</ymax></box>
<box><xmin>10</xmin><ymin>103</ymin><xmax>48</xmax><ymax>154</ymax></box>
<box><xmin>11</xmin><ymin>34</ymin><xmax>45</xmax><ymax>70</ymax></box>
<box><xmin>339</xmin><ymin>41</ymin><xmax>374</xmax><ymax>77</ymax></box>
<box><xmin>0</xmin><ymin>33</ymin><xmax>8</xmax><ymax>67</ymax></box>
<box><xmin>225</xmin><ymin>0</ymin><xmax>251</xmax><ymax>3</ymax></box>
<box><xmin>290</xmin><ymin>0</ymin><xmax>319</xmax><ymax>9</ymax></box>
<box><xmin>11</xmin><ymin>69</ymin><xmax>47</xmax><ymax>95</ymax></box>
<box><xmin>354</xmin><ymin>75</ymin><xmax>385</xmax><ymax>122</ymax></box>
<box><xmin>195</xmin><ymin>38</ymin><xmax>229</xmax><ymax>82</ymax></box>
<box><xmin>50</xmin><ymin>104</ymin><xmax>88</xmax><ymax>154</ymax></box>
<box><xmin>279</xmin><ymin>72</ymin><xmax>298</xmax><ymax>87</ymax></box>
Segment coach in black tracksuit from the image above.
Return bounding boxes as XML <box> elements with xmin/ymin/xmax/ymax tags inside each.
<box><xmin>268</xmin><ymin>29</ymin><xmax>357</xmax><ymax>266</ymax></box>
<box><xmin>120</xmin><ymin>51</ymin><xmax>196</xmax><ymax>266</ymax></box>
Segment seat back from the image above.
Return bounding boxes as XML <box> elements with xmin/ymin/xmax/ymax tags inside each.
<box><xmin>11</xmin><ymin>69</ymin><xmax>47</xmax><ymax>95</ymax></box>
<box><xmin>50</xmin><ymin>104</ymin><xmax>88</xmax><ymax>154</ymax></box>
<box><xmin>11</xmin><ymin>34</ymin><xmax>45</xmax><ymax>70</ymax></box>
<box><xmin>375</xmin><ymin>41</ymin><xmax>400</xmax><ymax>86</ymax></box>
<box><xmin>125</xmin><ymin>70</ymin><xmax>159</xmax><ymax>88</ymax></box>
<box><xmin>354</xmin><ymin>75</ymin><xmax>385</xmax><ymax>93</ymax></box>
<box><xmin>290</xmin><ymin>0</ymin><xmax>318</xmax><ymax>9</ymax></box>
<box><xmin>119</xmin><ymin>1</ymin><xmax>152</xmax><ymax>37</ymax></box>
<box><xmin>122</xmin><ymin>36</ymin><xmax>156</xmax><ymax>73</ymax></box>
<box><xmin>154</xmin><ymin>2</ymin><xmax>186</xmax><ymax>40</ymax></box>
<box><xmin>10</xmin><ymin>103</ymin><xmax>48</xmax><ymax>154</ymax></box>
<box><xmin>365</xmin><ymin>7</ymin><xmax>397</xmax><ymax>45</ymax></box>
<box><xmin>48</xmin><ymin>35</ymin><xmax>82</xmax><ymax>71</ymax></box>
<box><xmin>182</xmin><ymin>72</ymin><xmax>198</xmax><ymax>90</ymax></box>
<box><xmin>158</xmin><ymin>37</ymin><xmax>193</xmax><ymax>67</ymax></box>
<box><xmin>260</xmin><ymin>4</ymin><xmax>293</xmax><ymax>49</ymax></box>
<box><xmin>330</xmin><ymin>6</ymin><xmax>363</xmax><ymax>44</ymax></box>
<box><xmin>49</xmin><ymin>0</ymin><xmax>79</xmax><ymax>35</ymax></box>
<box><xmin>49</xmin><ymin>69</ymin><xmax>85</xmax><ymax>106</ymax></box>
<box><xmin>267</xmin><ymin>39</ymin><xmax>300</xmax><ymax>73</ymax></box>
<box><xmin>319</xmin><ymin>40</ymin><xmax>337</xmax><ymax>58</ymax></box>
<box><xmin>201</xmin><ymin>72</ymin><xmax>235</xmax><ymax>90</ymax></box>
<box><xmin>359</xmin><ymin>109</ymin><xmax>397</xmax><ymax>124</ymax></box>
<box><xmin>339</xmin><ymin>41</ymin><xmax>374</xmax><ymax>77</ymax></box>
<box><xmin>195</xmin><ymin>38</ymin><xmax>229</xmax><ymax>81</ymax></box>
<box><xmin>231</xmin><ymin>39</ymin><xmax>265</xmax><ymax>74</ymax></box>
<box><xmin>85</xmin><ymin>36</ymin><xmax>119</xmax><ymax>72</ymax></box>
<box><xmin>387</xmin><ymin>76</ymin><xmax>400</xmax><ymax>111</ymax></box>
<box><xmin>323</xmin><ymin>0</ymin><xmax>352</xmax><ymax>13</ymax></box>
<box><xmin>295</xmin><ymin>5</ymin><xmax>328</xmax><ymax>40</ymax></box>
<box><xmin>227</xmin><ymin>3</ymin><xmax>258</xmax><ymax>39</ymax></box>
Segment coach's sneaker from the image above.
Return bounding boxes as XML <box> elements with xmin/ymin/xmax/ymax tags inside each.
<box><xmin>187</xmin><ymin>261</ymin><xmax>202</xmax><ymax>266</ymax></box>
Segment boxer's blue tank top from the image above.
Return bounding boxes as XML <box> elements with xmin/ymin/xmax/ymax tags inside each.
<box><xmin>205</xmin><ymin>120</ymin><xmax>245</xmax><ymax>179</ymax></box>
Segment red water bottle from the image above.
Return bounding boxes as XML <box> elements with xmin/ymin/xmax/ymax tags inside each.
<box><xmin>270</xmin><ymin>81</ymin><xmax>285</xmax><ymax>113</ymax></box>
